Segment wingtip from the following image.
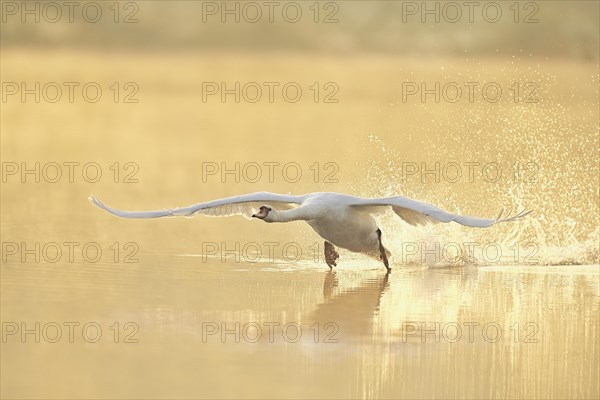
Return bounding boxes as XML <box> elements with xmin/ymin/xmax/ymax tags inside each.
<box><xmin>88</xmin><ymin>195</ymin><xmax>107</xmax><ymax>211</ymax></box>
<box><xmin>89</xmin><ymin>195</ymin><xmax>99</xmax><ymax>206</ymax></box>
<box><xmin>496</xmin><ymin>207</ymin><xmax>505</xmax><ymax>221</ymax></box>
<box><xmin>499</xmin><ymin>208</ymin><xmax>534</xmax><ymax>223</ymax></box>
<box><xmin>521</xmin><ymin>209</ymin><xmax>534</xmax><ymax>218</ymax></box>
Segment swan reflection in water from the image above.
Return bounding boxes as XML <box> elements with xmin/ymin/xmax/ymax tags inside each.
<box><xmin>311</xmin><ymin>266</ymin><xmax>478</xmax><ymax>340</ymax></box>
<box><xmin>312</xmin><ymin>270</ymin><xmax>390</xmax><ymax>338</ymax></box>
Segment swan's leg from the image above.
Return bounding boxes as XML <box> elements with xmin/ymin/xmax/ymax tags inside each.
<box><xmin>324</xmin><ymin>241</ymin><xmax>339</xmax><ymax>269</ymax></box>
<box><xmin>376</xmin><ymin>229</ymin><xmax>391</xmax><ymax>271</ymax></box>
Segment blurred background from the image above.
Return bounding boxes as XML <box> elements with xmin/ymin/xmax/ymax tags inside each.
<box><xmin>2</xmin><ymin>0</ymin><xmax>598</xmax><ymax>262</ymax></box>
<box><xmin>2</xmin><ymin>1</ymin><xmax>598</xmax><ymax>59</ymax></box>
<box><xmin>1</xmin><ymin>1</ymin><xmax>599</xmax><ymax>399</ymax></box>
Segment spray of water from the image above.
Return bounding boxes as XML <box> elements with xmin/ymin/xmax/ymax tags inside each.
<box><xmin>352</xmin><ymin>134</ymin><xmax>599</xmax><ymax>267</ymax></box>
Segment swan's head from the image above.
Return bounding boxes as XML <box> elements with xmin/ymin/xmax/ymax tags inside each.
<box><xmin>252</xmin><ymin>206</ymin><xmax>273</xmax><ymax>222</ymax></box>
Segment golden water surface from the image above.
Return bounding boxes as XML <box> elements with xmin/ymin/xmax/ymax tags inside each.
<box><xmin>1</xmin><ymin>29</ymin><xmax>599</xmax><ymax>400</ymax></box>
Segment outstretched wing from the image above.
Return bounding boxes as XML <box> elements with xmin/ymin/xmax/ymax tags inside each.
<box><xmin>349</xmin><ymin>195</ymin><xmax>532</xmax><ymax>228</ymax></box>
<box><xmin>89</xmin><ymin>192</ymin><xmax>306</xmax><ymax>220</ymax></box>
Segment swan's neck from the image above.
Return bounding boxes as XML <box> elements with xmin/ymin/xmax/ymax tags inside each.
<box><xmin>268</xmin><ymin>208</ymin><xmax>308</xmax><ymax>223</ymax></box>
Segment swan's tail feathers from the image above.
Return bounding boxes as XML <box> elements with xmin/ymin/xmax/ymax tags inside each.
<box><xmin>88</xmin><ymin>195</ymin><xmax>174</xmax><ymax>219</ymax></box>
<box><xmin>495</xmin><ymin>208</ymin><xmax>534</xmax><ymax>224</ymax></box>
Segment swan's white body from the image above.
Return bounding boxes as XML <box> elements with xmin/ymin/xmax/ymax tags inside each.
<box><xmin>89</xmin><ymin>192</ymin><xmax>531</xmax><ymax>269</ymax></box>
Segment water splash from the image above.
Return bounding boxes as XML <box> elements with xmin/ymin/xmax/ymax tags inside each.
<box><xmin>352</xmin><ymin>135</ymin><xmax>599</xmax><ymax>267</ymax></box>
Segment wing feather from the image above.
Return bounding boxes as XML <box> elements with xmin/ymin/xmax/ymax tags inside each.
<box><xmin>350</xmin><ymin>196</ymin><xmax>532</xmax><ymax>228</ymax></box>
<box><xmin>89</xmin><ymin>192</ymin><xmax>305</xmax><ymax>220</ymax></box>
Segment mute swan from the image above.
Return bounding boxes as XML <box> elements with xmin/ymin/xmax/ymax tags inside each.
<box><xmin>89</xmin><ymin>192</ymin><xmax>531</xmax><ymax>271</ymax></box>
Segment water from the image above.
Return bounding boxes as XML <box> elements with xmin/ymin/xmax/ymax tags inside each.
<box><xmin>1</xmin><ymin>50</ymin><xmax>598</xmax><ymax>398</ymax></box>
<box><xmin>2</xmin><ymin>256</ymin><xmax>598</xmax><ymax>399</ymax></box>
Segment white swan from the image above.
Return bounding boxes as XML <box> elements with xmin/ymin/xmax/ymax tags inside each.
<box><xmin>89</xmin><ymin>192</ymin><xmax>531</xmax><ymax>271</ymax></box>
